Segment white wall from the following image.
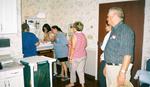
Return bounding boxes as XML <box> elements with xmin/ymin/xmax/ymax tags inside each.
<box><xmin>142</xmin><ymin>0</ymin><xmax>150</xmax><ymax>69</ymax></box>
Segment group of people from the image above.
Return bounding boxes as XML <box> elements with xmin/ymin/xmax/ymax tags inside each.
<box><xmin>22</xmin><ymin>6</ymin><xmax>135</xmax><ymax>87</ymax></box>
<box><xmin>22</xmin><ymin>21</ymin><xmax>87</xmax><ymax>87</ymax></box>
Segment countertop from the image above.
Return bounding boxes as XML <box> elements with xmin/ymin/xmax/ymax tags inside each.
<box><xmin>0</xmin><ymin>62</ymin><xmax>24</xmax><ymax>72</ymax></box>
<box><xmin>20</xmin><ymin>56</ymin><xmax>56</xmax><ymax>65</ymax></box>
<box><xmin>37</xmin><ymin>42</ymin><xmax>53</xmax><ymax>51</ymax></box>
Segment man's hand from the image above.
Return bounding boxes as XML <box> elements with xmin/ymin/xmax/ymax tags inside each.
<box><xmin>117</xmin><ymin>72</ymin><xmax>126</xmax><ymax>87</ymax></box>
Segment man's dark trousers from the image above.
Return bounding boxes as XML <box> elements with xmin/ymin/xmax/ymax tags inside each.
<box><xmin>99</xmin><ymin>60</ymin><xmax>106</xmax><ymax>87</ymax></box>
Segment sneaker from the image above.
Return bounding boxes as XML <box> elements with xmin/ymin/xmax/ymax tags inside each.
<box><xmin>56</xmin><ymin>74</ymin><xmax>63</xmax><ymax>78</ymax></box>
<box><xmin>53</xmin><ymin>73</ymin><xmax>57</xmax><ymax>76</ymax></box>
<box><xmin>61</xmin><ymin>77</ymin><xmax>70</xmax><ymax>81</ymax></box>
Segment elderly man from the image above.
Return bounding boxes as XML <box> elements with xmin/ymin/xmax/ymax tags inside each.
<box><xmin>104</xmin><ymin>7</ymin><xmax>135</xmax><ymax>87</ymax></box>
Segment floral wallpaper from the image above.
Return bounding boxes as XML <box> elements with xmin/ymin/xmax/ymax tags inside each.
<box><xmin>22</xmin><ymin>0</ymin><xmax>99</xmax><ymax>50</ymax></box>
<box><xmin>21</xmin><ymin>0</ymin><xmax>99</xmax><ymax>77</ymax></box>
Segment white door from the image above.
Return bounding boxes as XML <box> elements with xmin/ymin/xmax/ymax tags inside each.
<box><xmin>8</xmin><ymin>77</ymin><xmax>18</xmax><ymax>87</ymax></box>
<box><xmin>1</xmin><ymin>0</ymin><xmax>18</xmax><ymax>34</ymax></box>
<box><xmin>0</xmin><ymin>80</ymin><xmax>5</xmax><ymax>87</ymax></box>
<box><xmin>8</xmin><ymin>70</ymin><xmax>24</xmax><ymax>87</ymax></box>
<box><xmin>9</xmin><ymin>76</ymin><xmax>24</xmax><ymax>87</ymax></box>
<box><xmin>0</xmin><ymin>0</ymin><xmax>3</xmax><ymax>32</ymax></box>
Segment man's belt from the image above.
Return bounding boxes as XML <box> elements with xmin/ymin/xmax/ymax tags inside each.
<box><xmin>107</xmin><ymin>63</ymin><xmax>119</xmax><ymax>66</ymax></box>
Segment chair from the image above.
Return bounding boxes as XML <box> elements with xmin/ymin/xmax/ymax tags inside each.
<box><xmin>134</xmin><ymin>58</ymin><xmax>150</xmax><ymax>87</ymax></box>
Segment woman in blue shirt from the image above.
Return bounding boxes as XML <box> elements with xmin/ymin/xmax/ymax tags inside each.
<box><xmin>51</xmin><ymin>25</ymin><xmax>69</xmax><ymax>81</ymax></box>
<box><xmin>22</xmin><ymin>23</ymin><xmax>39</xmax><ymax>57</ymax></box>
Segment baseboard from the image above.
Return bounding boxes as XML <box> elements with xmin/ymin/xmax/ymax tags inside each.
<box><xmin>85</xmin><ymin>73</ymin><xmax>97</xmax><ymax>81</ymax></box>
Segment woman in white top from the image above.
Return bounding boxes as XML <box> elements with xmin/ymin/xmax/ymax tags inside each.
<box><xmin>100</xmin><ymin>23</ymin><xmax>112</xmax><ymax>61</ymax></box>
<box><xmin>99</xmin><ymin>22</ymin><xmax>111</xmax><ymax>87</ymax></box>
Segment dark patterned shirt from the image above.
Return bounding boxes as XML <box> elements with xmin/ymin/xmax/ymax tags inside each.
<box><xmin>104</xmin><ymin>21</ymin><xmax>135</xmax><ymax>64</ymax></box>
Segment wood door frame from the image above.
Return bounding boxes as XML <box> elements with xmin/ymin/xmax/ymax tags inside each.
<box><xmin>98</xmin><ymin>1</ymin><xmax>145</xmax><ymax>87</ymax></box>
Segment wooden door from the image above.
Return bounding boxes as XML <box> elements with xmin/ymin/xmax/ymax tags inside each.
<box><xmin>98</xmin><ymin>0</ymin><xmax>145</xmax><ymax>87</ymax></box>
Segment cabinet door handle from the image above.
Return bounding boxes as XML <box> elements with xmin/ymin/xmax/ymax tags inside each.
<box><xmin>0</xmin><ymin>24</ymin><xmax>2</xmax><ymax>32</ymax></box>
<box><xmin>8</xmin><ymin>80</ymin><xmax>10</xmax><ymax>87</ymax></box>
<box><xmin>11</xmin><ymin>72</ymin><xmax>19</xmax><ymax>74</ymax></box>
<box><xmin>4</xmin><ymin>81</ymin><xmax>6</xmax><ymax>87</ymax></box>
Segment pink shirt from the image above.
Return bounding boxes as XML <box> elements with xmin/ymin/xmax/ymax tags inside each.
<box><xmin>73</xmin><ymin>32</ymin><xmax>87</xmax><ymax>58</ymax></box>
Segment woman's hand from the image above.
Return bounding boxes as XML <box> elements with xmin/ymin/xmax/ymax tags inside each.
<box><xmin>69</xmin><ymin>58</ymin><xmax>73</xmax><ymax>63</ymax></box>
<box><xmin>68</xmin><ymin>56</ymin><xmax>73</xmax><ymax>63</ymax></box>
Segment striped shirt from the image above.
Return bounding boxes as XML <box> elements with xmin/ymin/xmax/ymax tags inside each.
<box><xmin>104</xmin><ymin>21</ymin><xmax>135</xmax><ymax>64</ymax></box>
